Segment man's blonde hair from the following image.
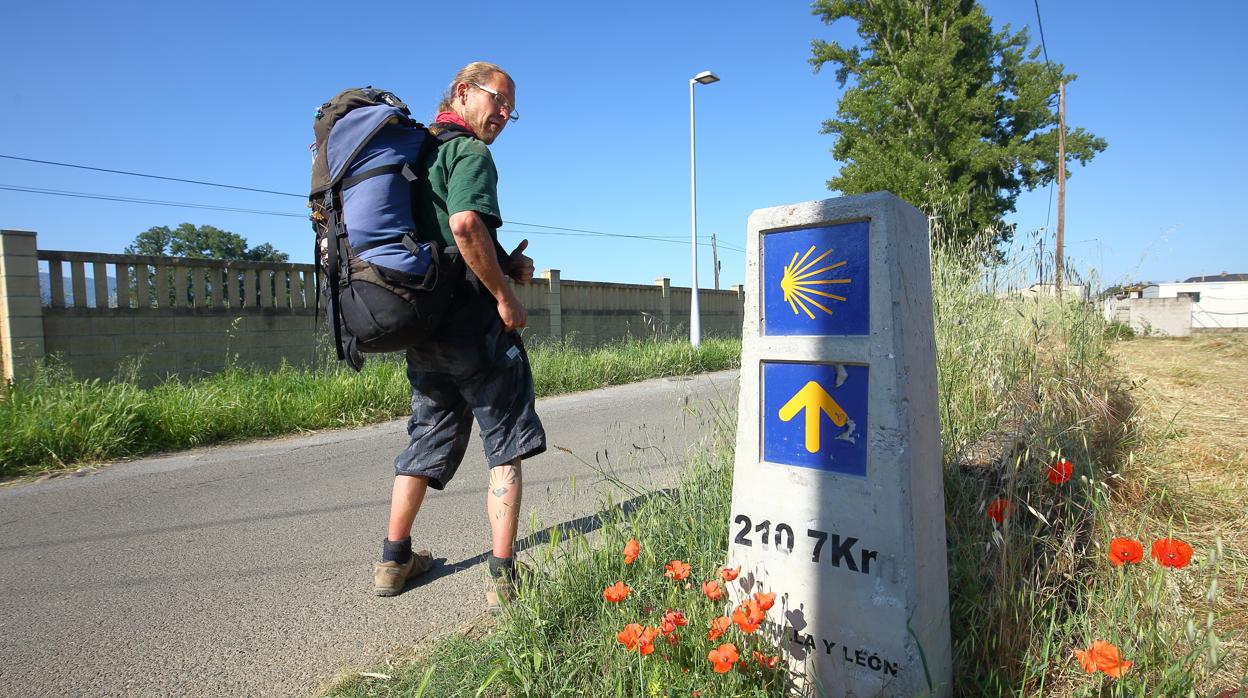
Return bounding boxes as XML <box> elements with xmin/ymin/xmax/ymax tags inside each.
<box><xmin>436</xmin><ymin>62</ymin><xmax>514</xmax><ymax>114</ymax></box>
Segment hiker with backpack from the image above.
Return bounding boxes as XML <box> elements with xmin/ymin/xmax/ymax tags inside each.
<box><xmin>309</xmin><ymin>62</ymin><xmax>545</xmax><ymax>608</ymax></box>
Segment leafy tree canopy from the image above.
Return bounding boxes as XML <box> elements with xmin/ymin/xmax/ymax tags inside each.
<box><xmin>125</xmin><ymin>223</ymin><xmax>289</xmax><ymax>262</ymax></box>
<box><xmin>811</xmin><ymin>0</ymin><xmax>1107</xmax><ymax>250</ymax></box>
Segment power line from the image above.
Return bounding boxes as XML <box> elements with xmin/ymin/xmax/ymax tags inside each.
<box><xmin>1</xmin><ymin>154</ymin><xmax>746</xmax><ymax>250</ymax></box>
<box><xmin>1</xmin><ymin>181</ymin><xmax>747</xmax><ymax>251</ymax></box>
<box><xmin>0</xmin><ymin>154</ymin><xmax>305</xmax><ymax>198</ymax></box>
<box><xmin>1033</xmin><ymin>0</ymin><xmax>1058</xmax><ymax>233</ymax></box>
<box><xmin>500</xmin><ymin>227</ymin><xmax>744</xmax><ymax>253</ymax></box>
<box><xmin>0</xmin><ymin>184</ymin><xmax>305</xmax><ymax>218</ymax></box>
<box><xmin>503</xmin><ymin>221</ymin><xmax>735</xmax><ymax>246</ymax></box>
<box><xmin>1032</xmin><ymin>0</ymin><xmax>1051</xmax><ymax>65</ymax></box>
<box><xmin>0</xmin><ymin>184</ymin><xmax>750</xmax><ymax>252</ymax></box>
<box><xmin>503</xmin><ymin>219</ymin><xmax>690</xmax><ymax>240</ymax></box>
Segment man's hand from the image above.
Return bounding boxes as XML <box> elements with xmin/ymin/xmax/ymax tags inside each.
<box><xmin>497</xmin><ymin>291</ymin><xmax>528</xmax><ymax>332</ymax></box>
<box><xmin>506</xmin><ymin>239</ymin><xmax>534</xmax><ymax>283</ymax></box>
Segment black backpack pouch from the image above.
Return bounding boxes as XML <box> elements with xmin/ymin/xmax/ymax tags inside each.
<box><xmin>338</xmin><ymin>246</ymin><xmax>456</xmax><ymax>353</ymax></box>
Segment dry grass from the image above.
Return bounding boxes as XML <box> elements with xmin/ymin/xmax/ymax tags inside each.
<box><xmin>1110</xmin><ymin>333</ymin><xmax>1248</xmax><ymax>690</ymax></box>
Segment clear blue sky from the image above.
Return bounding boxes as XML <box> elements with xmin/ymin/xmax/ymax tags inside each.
<box><xmin>2</xmin><ymin>1</ymin><xmax>1244</xmax><ymax>289</ymax></box>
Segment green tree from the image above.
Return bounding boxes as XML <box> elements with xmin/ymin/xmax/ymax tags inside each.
<box><xmin>810</xmin><ymin>0</ymin><xmax>1107</xmax><ymax>250</ymax></box>
<box><xmin>124</xmin><ymin>223</ymin><xmax>289</xmax><ymax>307</ymax></box>
<box><xmin>125</xmin><ymin>223</ymin><xmax>288</xmax><ymax>262</ymax></box>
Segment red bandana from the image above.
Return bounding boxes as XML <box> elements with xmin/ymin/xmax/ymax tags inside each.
<box><xmin>434</xmin><ymin>111</ymin><xmax>471</xmax><ymax>131</ymax></box>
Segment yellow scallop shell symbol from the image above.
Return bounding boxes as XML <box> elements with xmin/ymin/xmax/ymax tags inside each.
<box><xmin>779</xmin><ymin>245</ymin><xmax>851</xmax><ymax>319</ymax></box>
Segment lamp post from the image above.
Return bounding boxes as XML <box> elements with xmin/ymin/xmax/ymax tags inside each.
<box><xmin>689</xmin><ymin>70</ymin><xmax>719</xmax><ymax>348</ymax></box>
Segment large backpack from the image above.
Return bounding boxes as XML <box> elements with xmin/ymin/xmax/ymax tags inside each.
<box><xmin>308</xmin><ymin>87</ymin><xmax>467</xmax><ymax>370</ymax></box>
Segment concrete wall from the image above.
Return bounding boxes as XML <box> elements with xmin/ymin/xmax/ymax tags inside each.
<box><xmin>0</xmin><ymin>231</ymin><xmax>744</xmax><ymax>384</ymax></box>
<box><xmin>40</xmin><ymin>308</ymin><xmax>320</xmax><ymax>380</ymax></box>
<box><xmin>1144</xmin><ymin>281</ymin><xmax>1248</xmax><ymax>330</ymax></box>
<box><xmin>1110</xmin><ymin>296</ymin><xmax>1194</xmax><ymax>337</ymax></box>
<box><xmin>560</xmin><ymin>280</ymin><xmax>665</xmax><ymax>343</ymax></box>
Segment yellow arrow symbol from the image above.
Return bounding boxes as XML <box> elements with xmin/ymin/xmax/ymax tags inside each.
<box><xmin>778</xmin><ymin>381</ymin><xmax>848</xmax><ymax>453</ymax></box>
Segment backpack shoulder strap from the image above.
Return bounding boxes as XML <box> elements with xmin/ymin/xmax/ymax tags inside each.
<box><xmin>428</xmin><ymin>122</ymin><xmax>475</xmax><ymax>143</ymax></box>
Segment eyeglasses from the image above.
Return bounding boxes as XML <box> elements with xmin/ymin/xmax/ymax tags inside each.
<box><xmin>471</xmin><ymin>82</ymin><xmax>519</xmax><ymax>122</ymax></box>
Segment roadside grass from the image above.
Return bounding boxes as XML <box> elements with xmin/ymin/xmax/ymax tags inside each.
<box><xmin>529</xmin><ymin>335</ymin><xmax>741</xmax><ymax>395</ymax></box>
<box><xmin>326</xmin><ymin>247</ymin><xmax>1244</xmax><ymax>696</ymax></box>
<box><xmin>0</xmin><ymin>336</ymin><xmax>740</xmax><ymax>479</ymax></box>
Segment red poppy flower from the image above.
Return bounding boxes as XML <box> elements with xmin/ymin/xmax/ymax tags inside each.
<box><xmin>666</xmin><ymin>632</ymin><xmax>679</xmax><ymax>646</ymax></box>
<box><xmin>1047</xmin><ymin>457</ymin><xmax>1073</xmax><ymax>485</ymax></box>
<box><xmin>720</xmin><ymin>565</ymin><xmax>741</xmax><ymax>582</ymax></box>
<box><xmin>664</xmin><ymin>560</ymin><xmax>691</xmax><ymax>581</ymax></box>
<box><xmin>623</xmin><ymin>538</ymin><xmax>640</xmax><ymax>565</ymax></box>
<box><xmin>638</xmin><ymin>627</ymin><xmax>658</xmax><ymax>656</ymax></box>
<box><xmin>1074</xmin><ymin>640</ymin><xmax>1132</xmax><ymax>678</ymax></box>
<box><xmin>733</xmin><ymin>601</ymin><xmax>764</xmax><ymax>634</ymax></box>
<box><xmin>660</xmin><ymin>609</ymin><xmax>687</xmax><ymax>635</ymax></box>
<box><xmin>708</xmin><ymin>643</ymin><xmax>739</xmax><ymax>673</ymax></box>
<box><xmin>617</xmin><ymin>625</ymin><xmax>658</xmax><ymax>655</ymax></box>
<box><xmin>1074</xmin><ymin>644</ymin><xmax>1098</xmax><ymax>674</ymax></box>
<box><xmin>752</xmin><ymin>650</ymin><xmax>780</xmax><ymax>669</ymax></box>
<box><xmin>753</xmin><ymin>591</ymin><xmax>776</xmax><ymax>611</ymax></box>
<box><xmin>707</xmin><ymin>616</ymin><xmax>732</xmax><ymax>641</ymax></box>
<box><xmin>1151</xmin><ymin>538</ymin><xmax>1194</xmax><ymax>569</ymax></box>
<box><xmin>987</xmin><ymin>498</ymin><xmax>1009</xmax><ymax>523</ymax></box>
<box><xmin>617</xmin><ymin>623</ymin><xmax>644</xmax><ymax>651</ymax></box>
<box><xmin>603</xmin><ymin>581</ymin><xmax>631</xmax><ymax>603</ymax></box>
<box><xmin>702</xmin><ymin>580</ymin><xmax>723</xmax><ymax>601</ymax></box>
<box><xmin>1108</xmin><ymin>538</ymin><xmax>1144</xmax><ymax>566</ymax></box>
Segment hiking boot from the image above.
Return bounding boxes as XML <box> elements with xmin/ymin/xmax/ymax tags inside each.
<box><xmin>485</xmin><ymin>560</ymin><xmax>533</xmax><ymax>614</ymax></box>
<box><xmin>373</xmin><ymin>549</ymin><xmax>434</xmax><ymax>597</ymax></box>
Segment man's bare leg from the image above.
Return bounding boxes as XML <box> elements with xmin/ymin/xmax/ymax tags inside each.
<box><xmin>388</xmin><ymin>474</ymin><xmax>430</xmax><ymax>542</ymax></box>
<box><xmin>374</xmin><ymin>474</ymin><xmax>433</xmax><ymax>596</ymax></box>
<box><xmin>487</xmin><ymin>460</ymin><xmax>523</xmax><ymax>558</ymax></box>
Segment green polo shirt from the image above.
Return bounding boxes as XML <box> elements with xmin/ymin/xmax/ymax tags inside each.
<box><xmin>414</xmin><ymin>135</ymin><xmax>502</xmax><ymax>248</ymax></box>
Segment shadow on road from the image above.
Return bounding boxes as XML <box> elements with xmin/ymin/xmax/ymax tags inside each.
<box><xmin>410</xmin><ymin>487</ymin><xmax>677</xmax><ymax>588</ymax></box>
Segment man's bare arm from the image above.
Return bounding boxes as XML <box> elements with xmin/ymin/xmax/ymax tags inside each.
<box><xmin>449</xmin><ymin>210</ymin><xmax>527</xmax><ymax>331</ymax></box>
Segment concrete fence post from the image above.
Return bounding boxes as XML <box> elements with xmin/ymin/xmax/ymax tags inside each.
<box><xmin>0</xmin><ymin>229</ymin><xmax>47</xmax><ymax>382</ymax></box>
<box><xmin>655</xmin><ymin>277</ymin><xmax>671</xmax><ymax>330</ymax></box>
<box><xmin>540</xmin><ymin>269</ymin><xmax>562</xmax><ymax>340</ymax></box>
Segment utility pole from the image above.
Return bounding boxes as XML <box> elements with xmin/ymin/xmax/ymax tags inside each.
<box><xmin>712</xmin><ymin>233</ymin><xmax>720</xmax><ymax>290</ymax></box>
<box><xmin>1056</xmin><ymin>80</ymin><xmax>1067</xmax><ymax>298</ymax></box>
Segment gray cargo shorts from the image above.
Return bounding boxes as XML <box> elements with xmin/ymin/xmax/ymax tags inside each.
<box><xmin>393</xmin><ymin>321</ymin><xmax>546</xmax><ymax>489</ymax></box>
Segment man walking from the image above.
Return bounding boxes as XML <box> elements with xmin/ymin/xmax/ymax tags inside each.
<box><xmin>372</xmin><ymin>62</ymin><xmax>545</xmax><ymax>611</ymax></box>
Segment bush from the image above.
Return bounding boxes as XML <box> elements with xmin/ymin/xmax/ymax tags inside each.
<box><xmin>1104</xmin><ymin>320</ymin><xmax>1135</xmax><ymax>340</ymax></box>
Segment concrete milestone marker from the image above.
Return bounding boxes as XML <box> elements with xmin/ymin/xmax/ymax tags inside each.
<box><xmin>727</xmin><ymin>193</ymin><xmax>951</xmax><ymax>696</ymax></box>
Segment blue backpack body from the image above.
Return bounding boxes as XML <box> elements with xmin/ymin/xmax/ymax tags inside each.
<box><xmin>309</xmin><ymin>88</ymin><xmax>467</xmax><ymax>370</ymax></box>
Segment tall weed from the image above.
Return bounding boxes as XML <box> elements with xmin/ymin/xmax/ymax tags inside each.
<box><xmin>932</xmin><ymin>240</ymin><xmax>1235</xmax><ymax>694</ymax></box>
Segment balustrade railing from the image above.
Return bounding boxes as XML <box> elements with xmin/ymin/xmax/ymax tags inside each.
<box><xmin>37</xmin><ymin>250</ymin><xmax>318</xmax><ymax>312</ymax></box>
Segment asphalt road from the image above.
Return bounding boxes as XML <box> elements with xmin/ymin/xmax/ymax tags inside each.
<box><xmin>0</xmin><ymin>370</ymin><xmax>739</xmax><ymax>697</ymax></box>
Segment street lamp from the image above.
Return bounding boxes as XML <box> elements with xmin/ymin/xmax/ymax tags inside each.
<box><xmin>689</xmin><ymin>70</ymin><xmax>719</xmax><ymax>348</ymax></box>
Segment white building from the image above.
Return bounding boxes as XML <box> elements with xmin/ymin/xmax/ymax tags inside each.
<box><xmin>1142</xmin><ymin>274</ymin><xmax>1248</xmax><ymax>331</ymax></box>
